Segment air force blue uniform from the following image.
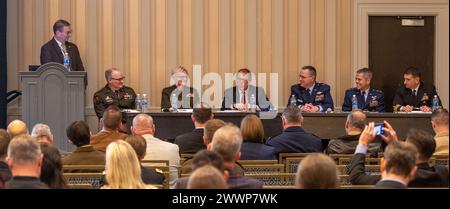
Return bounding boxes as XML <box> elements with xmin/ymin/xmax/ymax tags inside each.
<box><xmin>288</xmin><ymin>83</ymin><xmax>334</xmax><ymax>112</ymax></box>
<box><xmin>342</xmin><ymin>88</ymin><xmax>385</xmax><ymax>112</ymax></box>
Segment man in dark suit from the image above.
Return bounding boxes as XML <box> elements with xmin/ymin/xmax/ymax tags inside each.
<box><xmin>221</xmin><ymin>68</ymin><xmax>272</xmax><ymax>111</ymax></box>
<box><xmin>5</xmin><ymin>135</ymin><xmax>49</xmax><ymax>189</ymax></box>
<box><xmin>342</xmin><ymin>68</ymin><xmax>385</xmax><ymax>112</ymax></box>
<box><xmin>393</xmin><ymin>67</ymin><xmax>441</xmax><ymax>112</ymax></box>
<box><xmin>349</xmin><ymin>122</ymin><xmax>449</xmax><ymax>187</ymax></box>
<box><xmin>266</xmin><ymin>106</ymin><xmax>322</xmax><ymax>155</ymax></box>
<box><xmin>174</xmin><ymin>107</ymin><xmax>212</xmax><ymax>154</ymax></box>
<box><xmin>161</xmin><ymin>66</ymin><xmax>199</xmax><ymax>111</ymax></box>
<box><xmin>40</xmin><ymin>19</ymin><xmax>84</xmax><ymax>71</ymax></box>
<box><xmin>325</xmin><ymin>110</ymin><xmax>381</xmax><ymax>156</ymax></box>
<box><xmin>125</xmin><ymin>135</ymin><xmax>164</xmax><ymax>185</ymax></box>
<box><xmin>288</xmin><ymin>66</ymin><xmax>334</xmax><ymax>112</ymax></box>
<box><xmin>375</xmin><ymin>141</ymin><xmax>417</xmax><ymax>189</ymax></box>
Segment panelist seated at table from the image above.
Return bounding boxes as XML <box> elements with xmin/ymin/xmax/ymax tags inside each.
<box><xmin>342</xmin><ymin>68</ymin><xmax>385</xmax><ymax>112</ymax></box>
<box><xmin>287</xmin><ymin>65</ymin><xmax>334</xmax><ymax>112</ymax></box>
<box><xmin>221</xmin><ymin>68</ymin><xmax>273</xmax><ymax>112</ymax></box>
<box><xmin>393</xmin><ymin>67</ymin><xmax>441</xmax><ymax>113</ymax></box>
<box><xmin>161</xmin><ymin>66</ymin><xmax>200</xmax><ymax>111</ymax></box>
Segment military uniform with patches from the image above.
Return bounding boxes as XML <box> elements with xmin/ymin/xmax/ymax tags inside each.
<box><xmin>392</xmin><ymin>82</ymin><xmax>441</xmax><ymax>111</ymax></box>
<box><xmin>93</xmin><ymin>84</ymin><xmax>137</xmax><ymax>119</ymax></box>
<box><xmin>342</xmin><ymin>88</ymin><xmax>385</xmax><ymax>112</ymax></box>
<box><xmin>288</xmin><ymin>83</ymin><xmax>334</xmax><ymax>112</ymax></box>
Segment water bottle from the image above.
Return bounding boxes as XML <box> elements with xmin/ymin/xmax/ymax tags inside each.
<box><xmin>170</xmin><ymin>93</ymin><xmax>178</xmax><ymax>112</ymax></box>
<box><xmin>141</xmin><ymin>94</ymin><xmax>148</xmax><ymax>113</ymax></box>
<box><xmin>63</xmin><ymin>52</ymin><xmax>71</xmax><ymax>71</ymax></box>
<box><xmin>135</xmin><ymin>94</ymin><xmax>142</xmax><ymax>112</ymax></box>
<box><xmin>432</xmin><ymin>95</ymin><xmax>440</xmax><ymax>111</ymax></box>
<box><xmin>290</xmin><ymin>95</ymin><xmax>297</xmax><ymax>107</ymax></box>
<box><xmin>249</xmin><ymin>94</ymin><xmax>257</xmax><ymax>112</ymax></box>
<box><xmin>351</xmin><ymin>94</ymin><xmax>358</xmax><ymax>111</ymax></box>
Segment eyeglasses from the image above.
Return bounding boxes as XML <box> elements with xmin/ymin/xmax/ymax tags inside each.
<box><xmin>111</xmin><ymin>77</ymin><xmax>125</xmax><ymax>81</ymax></box>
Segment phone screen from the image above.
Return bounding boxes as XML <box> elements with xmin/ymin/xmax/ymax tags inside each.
<box><xmin>373</xmin><ymin>123</ymin><xmax>384</xmax><ymax>136</ymax></box>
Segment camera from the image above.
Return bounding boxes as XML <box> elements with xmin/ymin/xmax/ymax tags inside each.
<box><xmin>373</xmin><ymin>123</ymin><xmax>384</xmax><ymax>136</ymax></box>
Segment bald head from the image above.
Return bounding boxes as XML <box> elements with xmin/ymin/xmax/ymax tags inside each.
<box><xmin>132</xmin><ymin>114</ymin><xmax>155</xmax><ymax>135</ymax></box>
<box><xmin>346</xmin><ymin>110</ymin><xmax>366</xmax><ymax>132</ymax></box>
<box><xmin>7</xmin><ymin>120</ymin><xmax>29</xmax><ymax>138</ymax></box>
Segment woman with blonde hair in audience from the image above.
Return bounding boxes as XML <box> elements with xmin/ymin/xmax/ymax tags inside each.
<box><xmin>102</xmin><ymin>140</ymin><xmax>156</xmax><ymax>189</ymax></box>
<box><xmin>295</xmin><ymin>153</ymin><xmax>339</xmax><ymax>189</ymax></box>
<box><xmin>240</xmin><ymin>115</ymin><xmax>276</xmax><ymax>160</ymax></box>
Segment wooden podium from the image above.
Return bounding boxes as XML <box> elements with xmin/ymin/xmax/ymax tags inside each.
<box><xmin>19</xmin><ymin>63</ymin><xmax>87</xmax><ymax>152</ymax></box>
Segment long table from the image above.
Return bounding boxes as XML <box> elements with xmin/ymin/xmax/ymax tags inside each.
<box><xmin>122</xmin><ymin>111</ymin><xmax>433</xmax><ymax>142</ymax></box>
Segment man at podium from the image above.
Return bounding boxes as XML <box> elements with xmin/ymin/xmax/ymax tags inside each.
<box><xmin>40</xmin><ymin>19</ymin><xmax>85</xmax><ymax>71</ymax></box>
<box><xmin>93</xmin><ymin>68</ymin><xmax>136</xmax><ymax>119</ymax></box>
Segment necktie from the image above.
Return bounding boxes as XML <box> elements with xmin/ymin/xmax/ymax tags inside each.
<box><xmin>61</xmin><ymin>44</ymin><xmax>67</xmax><ymax>55</ymax></box>
<box><xmin>413</xmin><ymin>89</ymin><xmax>417</xmax><ymax>96</ymax></box>
<box><xmin>241</xmin><ymin>92</ymin><xmax>246</xmax><ymax>104</ymax></box>
<box><xmin>361</xmin><ymin>91</ymin><xmax>366</xmax><ymax>106</ymax></box>
<box><xmin>306</xmin><ymin>89</ymin><xmax>311</xmax><ymax>95</ymax></box>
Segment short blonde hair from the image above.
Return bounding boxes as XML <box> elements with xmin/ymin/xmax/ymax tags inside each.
<box><xmin>104</xmin><ymin>140</ymin><xmax>146</xmax><ymax>189</ymax></box>
<box><xmin>211</xmin><ymin>125</ymin><xmax>242</xmax><ymax>162</ymax></box>
<box><xmin>295</xmin><ymin>153</ymin><xmax>338</xmax><ymax>189</ymax></box>
<box><xmin>187</xmin><ymin>165</ymin><xmax>227</xmax><ymax>189</ymax></box>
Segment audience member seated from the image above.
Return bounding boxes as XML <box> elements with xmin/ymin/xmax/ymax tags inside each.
<box><xmin>180</xmin><ymin>119</ymin><xmax>229</xmax><ymax>175</ymax></box>
<box><xmin>7</xmin><ymin>120</ymin><xmax>28</xmax><ymax>139</ymax></box>
<box><xmin>175</xmin><ymin>150</ymin><xmax>227</xmax><ymax>189</ymax></box>
<box><xmin>5</xmin><ymin>135</ymin><xmax>49</xmax><ymax>189</ymax></box>
<box><xmin>240</xmin><ymin>115</ymin><xmax>276</xmax><ymax>160</ymax></box>
<box><xmin>0</xmin><ymin>129</ymin><xmax>12</xmax><ymax>182</ymax></box>
<box><xmin>295</xmin><ymin>153</ymin><xmax>338</xmax><ymax>189</ymax></box>
<box><xmin>40</xmin><ymin>143</ymin><xmax>67</xmax><ymax>189</ymax></box>
<box><xmin>131</xmin><ymin>114</ymin><xmax>180</xmax><ymax>187</ymax></box>
<box><xmin>266</xmin><ymin>106</ymin><xmax>322</xmax><ymax>155</ymax></box>
<box><xmin>90</xmin><ymin>105</ymin><xmax>128</xmax><ymax>152</ymax></box>
<box><xmin>326</xmin><ymin>110</ymin><xmax>381</xmax><ymax>156</ymax></box>
<box><xmin>63</xmin><ymin>121</ymin><xmax>106</xmax><ymax>166</ymax></box>
<box><xmin>431</xmin><ymin>108</ymin><xmax>449</xmax><ymax>155</ymax></box>
<box><xmin>31</xmin><ymin>123</ymin><xmax>54</xmax><ymax>144</ymax></box>
<box><xmin>210</xmin><ymin>125</ymin><xmax>263</xmax><ymax>189</ymax></box>
<box><xmin>187</xmin><ymin>165</ymin><xmax>227</xmax><ymax>189</ymax></box>
<box><xmin>125</xmin><ymin>135</ymin><xmax>165</xmax><ymax>185</ymax></box>
<box><xmin>375</xmin><ymin>141</ymin><xmax>417</xmax><ymax>189</ymax></box>
<box><xmin>348</xmin><ymin>122</ymin><xmax>449</xmax><ymax>187</ymax></box>
<box><xmin>101</xmin><ymin>140</ymin><xmax>156</xmax><ymax>189</ymax></box>
<box><xmin>174</xmin><ymin>106</ymin><xmax>212</xmax><ymax>154</ymax></box>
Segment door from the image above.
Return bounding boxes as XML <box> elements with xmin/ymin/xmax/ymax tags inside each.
<box><xmin>369</xmin><ymin>16</ymin><xmax>435</xmax><ymax>112</ymax></box>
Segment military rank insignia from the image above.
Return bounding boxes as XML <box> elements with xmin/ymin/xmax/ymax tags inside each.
<box><xmin>315</xmin><ymin>92</ymin><xmax>324</xmax><ymax>102</ymax></box>
<box><xmin>369</xmin><ymin>96</ymin><xmax>378</xmax><ymax>107</ymax></box>
<box><xmin>105</xmin><ymin>96</ymin><xmax>113</xmax><ymax>103</ymax></box>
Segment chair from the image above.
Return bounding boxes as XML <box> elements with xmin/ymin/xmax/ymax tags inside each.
<box><xmin>337</xmin><ymin>165</ymin><xmax>380</xmax><ymax>175</ymax></box>
<box><xmin>245</xmin><ymin>173</ymin><xmax>296</xmax><ymax>186</ymax></box>
<box><xmin>237</xmin><ymin>160</ymin><xmax>278</xmax><ymax>166</ymax></box>
<box><xmin>432</xmin><ymin>154</ymin><xmax>449</xmax><ymax>166</ymax></box>
<box><xmin>263</xmin><ymin>185</ymin><xmax>296</xmax><ymax>189</ymax></box>
<box><xmin>241</xmin><ymin>164</ymin><xmax>284</xmax><ymax>175</ymax></box>
<box><xmin>67</xmin><ymin>183</ymin><xmax>96</xmax><ymax>189</ymax></box>
<box><xmin>339</xmin><ymin>185</ymin><xmax>376</xmax><ymax>189</ymax></box>
<box><xmin>338</xmin><ymin>157</ymin><xmax>381</xmax><ymax>165</ymax></box>
<box><xmin>278</xmin><ymin>153</ymin><xmax>312</xmax><ymax>164</ymax></box>
<box><xmin>64</xmin><ymin>173</ymin><xmax>104</xmax><ymax>189</ymax></box>
<box><xmin>180</xmin><ymin>153</ymin><xmax>195</xmax><ymax>165</ymax></box>
<box><xmin>284</xmin><ymin>157</ymin><xmax>304</xmax><ymax>173</ymax></box>
<box><xmin>63</xmin><ymin>165</ymin><xmax>105</xmax><ymax>173</ymax></box>
<box><xmin>339</xmin><ymin>175</ymin><xmax>351</xmax><ymax>186</ymax></box>
<box><xmin>142</xmin><ymin>160</ymin><xmax>170</xmax><ymax>189</ymax></box>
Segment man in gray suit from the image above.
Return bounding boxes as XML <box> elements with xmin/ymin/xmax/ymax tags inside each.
<box><xmin>221</xmin><ymin>68</ymin><xmax>272</xmax><ymax>111</ymax></box>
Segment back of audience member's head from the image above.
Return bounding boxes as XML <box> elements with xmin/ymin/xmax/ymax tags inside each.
<box><xmin>7</xmin><ymin>120</ymin><xmax>28</xmax><ymax>139</ymax></box>
<box><xmin>240</xmin><ymin>115</ymin><xmax>265</xmax><ymax>143</ymax></box>
<box><xmin>187</xmin><ymin>165</ymin><xmax>227</xmax><ymax>189</ymax></box>
<box><xmin>0</xmin><ymin>129</ymin><xmax>11</xmax><ymax>160</ymax></box>
<box><xmin>66</xmin><ymin>121</ymin><xmax>91</xmax><ymax>147</ymax></box>
<box><xmin>211</xmin><ymin>125</ymin><xmax>243</xmax><ymax>163</ymax></box>
<box><xmin>282</xmin><ymin>106</ymin><xmax>303</xmax><ymax>124</ymax></box>
<box><xmin>191</xmin><ymin>150</ymin><xmax>225</xmax><ymax>172</ymax></box>
<box><xmin>40</xmin><ymin>143</ymin><xmax>67</xmax><ymax>189</ymax></box>
<box><xmin>132</xmin><ymin>114</ymin><xmax>155</xmax><ymax>134</ymax></box>
<box><xmin>203</xmin><ymin>119</ymin><xmax>226</xmax><ymax>145</ymax></box>
<box><xmin>102</xmin><ymin>105</ymin><xmax>122</xmax><ymax>131</ymax></box>
<box><xmin>125</xmin><ymin>135</ymin><xmax>147</xmax><ymax>161</ymax></box>
<box><xmin>346</xmin><ymin>110</ymin><xmax>366</xmax><ymax>131</ymax></box>
<box><xmin>295</xmin><ymin>153</ymin><xmax>338</xmax><ymax>189</ymax></box>
<box><xmin>382</xmin><ymin>141</ymin><xmax>417</xmax><ymax>179</ymax></box>
<box><xmin>192</xmin><ymin>106</ymin><xmax>213</xmax><ymax>124</ymax></box>
<box><xmin>405</xmin><ymin>129</ymin><xmax>435</xmax><ymax>162</ymax></box>
<box><xmin>431</xmin><ymin>108</ymin><xmax>449</xmax><ymax>128</ymax></box>
<box><xmin>7</xmin><ymin>135</ymin><xmax>42</xmax><ymax>175</ymax></box>
<box><xmin>104</xmin><ymin>140</ymin><xmax>146</xmax><ymax>189</ymax></box>
<box><xmin>31</xmin><ymin>123</ymin><xmax>53</xmax><ymax>144</ymax></box>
